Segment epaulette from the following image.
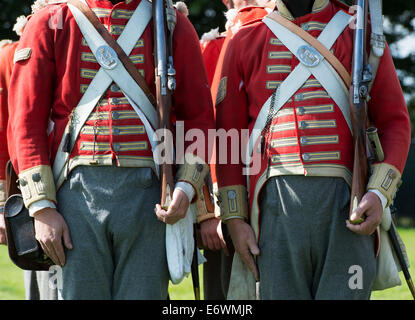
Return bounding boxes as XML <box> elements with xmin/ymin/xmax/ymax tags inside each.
<box><xmin>224</xmin><ymin>8</ymin><xmax>238</xmax><ymax>27</ymax></box>
<box><xmin>0</xmin><ymin>39</ymin><xmax>13</xmax><ymax>52</ymax></box>
<box><xmin>200</xmin><ymin>27</ymin><xmax>221</xmax><ymax>42</ymax></box>
<box><xmin>174</xmin><ymin>1</ymin><xmax>188</xmax><ymax>17</ymax></box>
<box><xmin>31</xmin><ymin>0</ymin><xmax>68</xmax><ymax>15</ymax></box>
<box><xmin>13</xmin><ymin>15</ymin><xmax>28</xmax><ymax>36</ymax></box>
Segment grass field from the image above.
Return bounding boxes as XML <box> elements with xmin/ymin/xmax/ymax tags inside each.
<box><xmin>1</xmin><ymin>227</ymin><xmax>414</xmax><ymax>300</ymax></box>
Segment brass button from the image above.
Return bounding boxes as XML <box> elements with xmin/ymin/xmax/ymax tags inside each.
<box><xmin>112</xmin><ymin>111</ymin><xmax>119</xmax><ymax>120</ymax></box>
<box><xmin>297</xmin><ymin>107</ymin><xmax>305</xmax><ymax>115</ymax></box>
<box><xmin>298</xmin><ymin>121</ymin><xmax>307</xmax><ymax>129</ymax></box>
<box><xmin>196</xmin><ymin>163</ymin><xmax>204</xmax><ymax>172</ymax></box>
<box><xmin>32</xmin><ymin>173</ymin><xmax>41</xmax><ymax>182</ymax></box>
<box><xmin>113</xmin><ymin>143</ymin><xmax>121</xmax><ymax>152</ymax></box>
<box><xmin>227</xmin><ymin>190</ymin><xmax>236</xmax><ymax>200</ymax></box>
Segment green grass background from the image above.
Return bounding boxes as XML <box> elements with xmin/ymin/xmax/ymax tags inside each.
<box><xmin>1</xmin><ymin>227</ymin><xmax>414</xmax><ymax>300</ymax></box>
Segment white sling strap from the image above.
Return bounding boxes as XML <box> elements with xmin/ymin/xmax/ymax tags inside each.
<box><xmin>368</xmin><ymin>0</ymin><xmax>385</xmax><ymax>92</ymax></box>
<box><xmin>53</xmin><ymin>0</ymin><xmax>154</xmax><ymax>184</ymax></box>
<box><xmin>245</xmin><ymin>10</ymin><xmax>351</xmax><ymax>180</ymax></box>
<box><xmin>68</xmin><ymin>0</ymin><xmax>157</xmax><ymax>128</ymax></box>
<box><xmin>368</xmin><ymin>0</ymin><xmax>385</xmax><ymax>57</ymax></box>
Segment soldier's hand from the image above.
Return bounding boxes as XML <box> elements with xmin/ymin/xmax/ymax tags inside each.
<box><xmin>34</xmin><ymin>208</ymin><xmax>73</xmax><ymax>266</ymax></box>
<box><xmin>0</xmin><ymin>209</ymin><xmax>6</xmax><ymax>245</ymax></box>
<box><xmin>200</xmin><ymin>217</ymin><xmax>229</xmax><ymax>255</ymax></box>
<box><xmin>227</xmin><ymin>218</ymin><xmax>260</xmax><ymax>281</ymax></box>
<box><xmin>155</xmin><ymin>188</ymin><xmax>190</xmax><ymax>225</ymax></box>
<box><xmin>346</xmin><ymin>191</ymin><xmax>383</xmax><ymax>235</ymax></box>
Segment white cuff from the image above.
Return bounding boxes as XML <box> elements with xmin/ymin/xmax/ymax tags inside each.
<box><xmin>28</xmin><ymin>200</ymin><xmax>56</xmax><ymax>217</ymax></box>
<box><xmin>175</xmin><ymin>181</ymin><xmax>195</xmax><ymax>203</ymax></box>
<box><xmin>368</xmin><ymin>189</ymin><xmax>387</xmax><ymax>210</ymax></box>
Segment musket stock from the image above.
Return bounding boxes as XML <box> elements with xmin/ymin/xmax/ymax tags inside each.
<box><xmin>349</xmin><ymin>93</ymin><xmax>369</xmax><ymax>215</ymax></box>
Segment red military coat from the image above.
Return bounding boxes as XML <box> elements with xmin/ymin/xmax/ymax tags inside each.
<box><xmin>0</xmin><ymin>42</ymin><xmax>18</xmax><ymax>181</ymax></box>
<box><xmin>197</xmin><ymin>6</ymin><xmax>270</xmax><ymax>222</ymax></box>
<box><xmin>8</xmin><ymin>0</ymin><xmax>214</xmax><ymax>208</ymax></box>
<box><xmin>205</xmin><ymin>6</ymin><xmax>270</xmax><ymax>188</ymax></box>
<box><xmin>200</xmin><ymin>33</ymin><xmax>226</xmax><ymax>88</ymax></box>
<box><xmin>215</xmin><ymin>0</ymin><xmax>411</xmax><ymax>231</ymax></box>
<box><xmin>211</xmin><ymin>6</ymin><xmax>271</xmax><ymax>109</ymax></box>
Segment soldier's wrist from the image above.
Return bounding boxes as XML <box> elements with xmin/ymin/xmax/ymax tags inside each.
<box><xmin>225</xmin><ymin>216</ymin><xmax>248</xmax><ymax>230</ymax></box>
<box><xmin>197</xmin><ymin>211</ymin><xmax>217</xmax><ymax>224</ymax></box>
<box><xmin>367</xmin><ymin>163</ymin><xmax>401</xmax><ymax>207</ymax></box>
<box><xmin>174</xmin><ymin>181</ymin><xmax>195</xmax><ymax>203</ymax></box>
<box><xmin>18</xmin><ymin>165</ymin><xmax>57</xmax><ymax>209</ymax></box>
<box><xmin>368</xmin><ymin>189</ymin><xmax>387</xmax><ymax>210</ymax></box>
<box><xmin>176</xmin><ymin>153</ymin><xmax>209</xmax><ymax>202</ymax></box>
<box><xmin>29</xmin><ymin>200</ymin><xmax>57</xmax><ymax>217</ymax></box>
<box><xmin>224</xmin><ymin>216</ymin><xmax>246</xmax><ymax>223</ymax></box>
<box><xmin>217</xmin><ymin>185</ymin><xmax>249</xmax><ymax>223</ymax></box>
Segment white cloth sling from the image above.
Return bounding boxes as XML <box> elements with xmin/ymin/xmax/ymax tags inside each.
<box><xmin>53</xmin><ymin>0</ymin><xmax>155</xmax><ymax>185</ymax></box>
<box><xmin>245</xmin><ymin>10</ymin><xmax>351</xmax><ymax>181</ymax></box>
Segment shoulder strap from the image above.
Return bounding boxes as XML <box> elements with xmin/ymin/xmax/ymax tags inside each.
<box><xmin>368</xmin><ymin>0</ymin><xmax>385</xmax><ymax>92</ymax></box>
<box><xmin>245</xmin><ymin>10</ymin><xmax>351</xmax><ymax>182</ymax></box>
<box><xmin>53</xmin><ymin>0</ymin><xmax>156</xmax><ymax>185</ymax></box>
<box><xmin>266</xmin><ymin>11</ymin><xmax>351</xmax><ymax>87</ymax></box>
<box><xmin>68</xmin><ymin>0</ymin><xmax>156</xmax><ymax>106</ymax></box>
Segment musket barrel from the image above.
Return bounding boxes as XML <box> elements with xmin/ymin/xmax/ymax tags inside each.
<box><xmin>348</xmin><ymin>0</ymin><xmax>370</xmax><ymax>217</ymax></box>
<box><xmin>153</xmin><ymin>0</ymin><xmax>175</xmax><ymax>207</ymax></box>
<box><xmin>352</xmin><ymin>0</ymin><xmax>367</xmax><ymax>103</ymax></box>
<box><xmin>154</xmin><ymin>0</ymin><xmax>168</xmax><ymax>96</ymax></box>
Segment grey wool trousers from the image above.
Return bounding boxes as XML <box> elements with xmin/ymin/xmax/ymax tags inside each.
<box><xmin>257</xmin><ymin>175</ymin><xmax>376</xmax><ymax>300</ymax></box>
<box><xmin>56</xmin><ymin>166</ymin><xmax>169</xmax><ymax>300</ymax></box>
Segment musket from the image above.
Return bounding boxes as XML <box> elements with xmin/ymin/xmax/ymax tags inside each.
<box><xmin>349</xmin><ymin>0</ymin><xmax>372</xmax><ymax>219</ymax></box>
<box><xmin>351</xmin><ymin>0</ymin><xmax>415</xmax><ymax>299</ymax></box>
<box><xmin>153</xmin><ymin>0</ymin><xmax>176</xmax><ymax>209</ymax></box>
<box><xmin>153</xmin><ymin>0</ymin><xmax>201</xmax><ymax>300</ymax></box>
